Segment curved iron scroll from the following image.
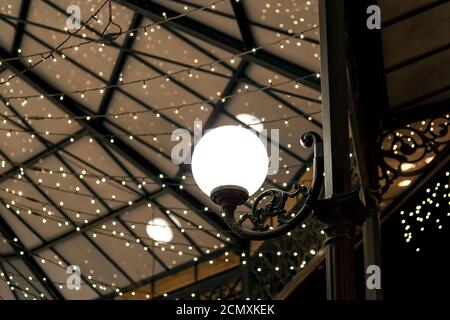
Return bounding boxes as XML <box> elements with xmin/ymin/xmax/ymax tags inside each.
<box><xmin>379</xmin><ymin>116</ymin><xmax>450</xmax><ymax>193</ymax></box>
<box><xmin>221</xmin><ymin>132</ymin><xmax>324</xmax><ymax>240</ymax></box>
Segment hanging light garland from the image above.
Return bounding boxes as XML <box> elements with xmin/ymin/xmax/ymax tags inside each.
<box><xmin>0</xmin><ymin>111</ymin><xmax>322</xmax><ymax>138</ymax></box>
<box><xmin>0</xmin><ymin>0</ymin><xmax>230</xmax><ymax>85</ymax></box>
<box><xmin>0</xmin><ymin>30</ymin><xmax>319</xmax><ymax>105</ymax></box>
<box><xmin>0</xmin><ymin>0</ymin><xmax>325</xmax><ymax>301</ymax></box>
<box><xmin>399</xmin><ymin>168</ymin><xmax>450</xmax><ymax>253</ymax></box>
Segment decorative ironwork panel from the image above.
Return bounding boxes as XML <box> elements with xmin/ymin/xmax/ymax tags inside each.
<box><xmin>379</xmin><ymin>115</ymin><xmax>450</xmax><ymax>193</ymax></box>
<box><xmin>248</xmin><ymin>215</ymin><xmax>324</xmax><ymax>299</ymax></box>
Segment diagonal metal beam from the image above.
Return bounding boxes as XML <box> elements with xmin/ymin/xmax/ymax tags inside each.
<box><xmin>1</xmin><ymin>15</ymin><xmax>213</xmax><ymax>179</ymax></box>
<box><xmin>0</xmin><ymin>261</ymin><xmax>19</xmax><ymax>299</ymax></box>
<box><xmin>3</xmin><ymin>2</ymin><xmax>295</xmax><ymax>181</ymax></box>
<box><xmin>0</xmin><ymin>113</ymin><xmax>135</xmax><ymax>285</ymax></box>
<box><xmin>2</xmin><ymin>222</ymin><xmax>103</xmax><ymax>298</ymax></box>
<box><xmin>197</xmin><ymin>0</ymin><xmax>254</xmax><ymax>131</ymax></box>
<box><xmin>394</xmin><ymin>85</ymin><xmax>450</xmax><ymax>112</ymax></box>
<box><xmin>0</xmin><ymin>189</ymin><xmax>103</xmax><ymax>297</ymax></box>
<box><xmin>386</xmin><ymin>42</ymin><xmax>450</xmax><ymax>74</ymax></box>
<box><xmin>96</xmin><ymin>142</ymin><xmax>205</xmax><ymax>256</ymax></box>
<box><xmin>0</xmin><ymin>202</ymin><xmax>64</xmax><ymax>299</ymax></box>
<box><xmin>0</xmin><ymin>15</ymin><xmax>198</xmax><ymax>136</ymax></box>
<box><xmin>163</xmin><ymin>0</ymin><xmax>320</xmax><ymax>45</ymax></box>
<box><xmin>151</xmin><ymin>199</ymin><xmax>205</xmax><ymax>255</ymax></box>
<box><xmin>11</xmin><ymin>0</ymin><xmax>31</xmax><ymax>54</ymax></box>
<box><xmin>162</xmin><ymin>27</ymin><xmax>311</xmax><ymax>164</ymax></box>
<box><xmin>33</xmin><ymin>0</ymin><xmax>230</xmax><ymax>137</ymax></box>
<box><xmin>113</xmin><ymin>0</ymin><xmax>321</xmax><ymax>91</ymax></box>
<box><xmin>97</xmin><ymin>14</ymin><xmax>142</xmax><ymax>115</ymax></box>
<box><xmin>0</xmin><ymin>128</ymin><xmax>86</xmax><ymax>184</ymax></box>
<box><xmin>0</xmin><ymin>9</ymin><xmax>234</xmax><ymax>79</ymax></box>
<box><xmin>64</xmin><ymin>140</ymin><xmax>227</xmax><ymax>245</ymax></box>
<box><xmin>158</xmin><ymin>24</ymin><xmax>302</xmax><ymax>203</ymax></box>
<box><xmin>391</xmin><ymin>97</ymin><xmax>450</xmax><ymax>127</ymax></box>
<box><xmin>161</xmin><ymin>21</ymin><xmax>320</xmax><ymax>132</ymax></box>
<box><xmin>2</xmin><ymin>13</ymin><xmax>304</xmax><ymax>206</ymax></box>
<box><xmin>29</xmin><ymin>189</ymin><xmax>163</xmax><ymax>254</ymax></box>
<box><xmin>1</xmin><ymin>6</ymin><xmax>284</xmax><ymax>190</ymax></box>
<box><xmin>59</xmin><ymin>148</ymin><xmax>142</xmax><ymax>196</ymax></box>
<box><xmin>53</xmin><ymin>151</ymin><xmax>170</xmax><ymax>271</ymax></box>
<box><xmin>382</xmin><ymin>0</ymin><xmax>450</xmax><ymax>28</ymax></box>
<box><xmin>105</xmin><ymin>121</ymin><xmax>173</xmax><ymax>162</ymax></box>
<box><xmin>0</xmin><ymin>149</ymin><xmax>68</xmax><ymax>298</ymax></box>
<box><xmin>50</xmin><ymin>249</ymin><xmax>103</xmax><ymax>297</ymax></box>
<box><xmin>4</xmin><ymin>259</ymin><xmax>44</xmax><ymax>299</ymax></box>
<box><xmin>241</xmin><ymin>75</ymin><xmax>323</xmax><ymax>128</ymax></box>
<box><xmin>247</xmin><ymin>84</ymin><xmax>322</xmax><ymax>104</ymax></box>
<box><xmin>231</xmin><ymin>0</ymin><xmax>255</xmax><ymax>50</ymax></box>
<box><xmin>0</xmin><ymin>46</ymin><xmax>240</xmax><ymax>244</ymax></box>
<box><xmin>164</xmin><ymin>29</ymin><xmax>308</xmax><ymax>188</ymax></box>
<box><xmin>202</xmin><ymin>61</ymin><xmax>249</xmax><ymax>133</ymax></box>
<box><xmin>100</xmin><ymin>246</ymin><xmax>231</xmax><ymax>299</ymax></box>
<box><xmin>3</xmin><ymin>180</ymin><xmax>230</xmax><ymax>299</ymax></box>
<box><xmin>0</xmin><ymin>10</ymin><xmax>233</xmax><ymax>78</ymax></box>
<box><xmin>0</xmin><ymin>94</ymin><xmax>162</xmax><ymax>280</ymax></box>
<box><xmin>22</xmin><ymin>171</ymin><xmax>135</xmax><ymax>283</ymax></box>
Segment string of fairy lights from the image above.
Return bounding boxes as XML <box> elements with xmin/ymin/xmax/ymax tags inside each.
<box><xmin>0</xmin><ymin>150</ymin><xmax>314</xmax><ymax>219</ymax></box>
<box><xmin>0</xmin><ymin>0</ymin><xmax>324</xmax><ymax>300</ymax></box>
<box><xmin>0</xmin><ymin>30</ymin><xmax>319</xmax><ymax>104</ymax></box>
<box><xmin>0</xmin><ymin>0</ymin><xmax>111</xmax><ymax>85</ymax></box>
<box><xmin>400</xmin><ymin>168</ymin><xmax>450</xmax><ymax>253</ymax></box>
<box><xmin>4</xmin><ymin>167</ymin><xmax>312</xmax><ymax>194</ymax></box>
<box><xmin>1</xmin><ymin>192</ymin><xmax>322</xmax><ymax>299</ymax></box>
<box><xmin>3</xmin><ymin>153</ymin><xmax>321</xmax><ymax>264</ymax></box>
<box><xmin>0</xmin><ymin>111</ymin><xmax>322</xmax><ymax>138</ymax></box>
<box><xmin>0</xmin><ymin>0</ymin><xmax>447</xmax><ymax>301</ymax></box>
<box><xmin>1</xmin><ymin>189</ymin><xmax>229</xmax><ymax>242</ymax></box>
<box><xmin>4</xmin><ymin>120</ymin><xmax>447</xmax><ymax>300</ymax></box>
<box><xmin>0</xmin><ymin>0</ymin><xmax>228</xmax><ymax>64</ymax></box>
<box><xmin>2</xmin><ymin>198</ymin><xmax>223</xmax><ymax>254</ymax></box>
<box><xmin>0</xmin><ymin>0</ymin><xmax>318</xmax><ymax>101</ymax></box>
<box><xmin>2</xmin><ymin>160</ymin><xmax>310</xmax><ymax>180</ymax></box>
<box><xmin>1</xmin><ymin>155</ymin><xmax>315</xmax><ymax>240</ymax></box>
<box><xmin>1</xmin><ymin>236</ymin><xmax>146</xmax><ymax>297</ymax></box>
<box><xmin>1</xmin><ymin>154</ymin><xmax>320</xmax><ymax>300</ymax></box>
<box><xmin>1</xmin><ymin>221</ymin><xmax>322</xmax><ymax>300</ymax></box>
<box><xmin>1</xmin><ymin>179</ymin><xmax>315</xmax><ymax>239</ymax></box>
<box><xmin>0</xmin><ymin>89</ymin><xmax>321</xmax><ymax>125</ymax></box>
<box><xmin>0</xmin><ymin>0</ymin><xmax>231</xmax><ymax>85</ymax></box>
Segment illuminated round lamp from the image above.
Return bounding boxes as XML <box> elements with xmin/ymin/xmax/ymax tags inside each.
<box><xmin>236</xmin><ymin>113</ymin><xmax>264</xmax><ymax>133</ymax></box>
<box><xmin>191</xmin><ymin>125</ymin><xmax>269</xmax><ymax>210</ymax></box>
<box><xmin>146</xmin><ymin>216</ymin><xmax>180</xmax><ymax>242</ymax></box>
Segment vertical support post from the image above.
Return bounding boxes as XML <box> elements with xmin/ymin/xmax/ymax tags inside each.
<box><xmin>362</xmin><ymin>207</ymin><xmax>382</xmax><ymax>299</ymax></box>
<box><xmin>345</xmin><ymin>0</ymin><xmax>386</xmax><ymax>300</ymax></box>
<box><xmin>315</xmin><ymin>0</ymin><xmax>366</xmax><ymax>300</ymax></box>
<box><xmin>319</xmin><ymin>0</ymin><xmax>352</xmax><ymax>197</ymax></box>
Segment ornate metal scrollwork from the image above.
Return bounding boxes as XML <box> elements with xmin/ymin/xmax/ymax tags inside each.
<box><xmin>213</xmin><ymin>132</ymin><xmax>324</xmax><ymax>240</ymax></box>
<box><xmin>239</xmin><ymin>184</ymin><xmax>308</xmax><ymax>231</ymax></box>
<box><xmin>379</xmin><ymin>115</ymin><xmax>450</xmax><ymax>193</ymax></box>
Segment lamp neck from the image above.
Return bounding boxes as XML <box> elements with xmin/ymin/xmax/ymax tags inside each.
<box><xmin>210</xmin><ymin>185</ymin><xmax>249</xmax><ymax>208</ymax></box>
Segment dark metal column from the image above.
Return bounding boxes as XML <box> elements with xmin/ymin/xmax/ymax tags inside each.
<box><xmin>319</xmin><ymin>0</ymin><xmax>351</xmax><ymax>195</ymax></box>
<box><xmin>315</xmin><ymin>0</ymin><xmax>366</xmax><ymax>300</ymax></box>
<box><xmin>345</xmin><ymin>0</ymin><xmax>387</xmax><ymax>300</ymax></box>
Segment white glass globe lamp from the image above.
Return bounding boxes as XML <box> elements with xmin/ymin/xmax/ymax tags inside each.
<box><xmin>191</xmin><ymin>125</ymin><xmax>269</xmax><ymax>208</ymax></box>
